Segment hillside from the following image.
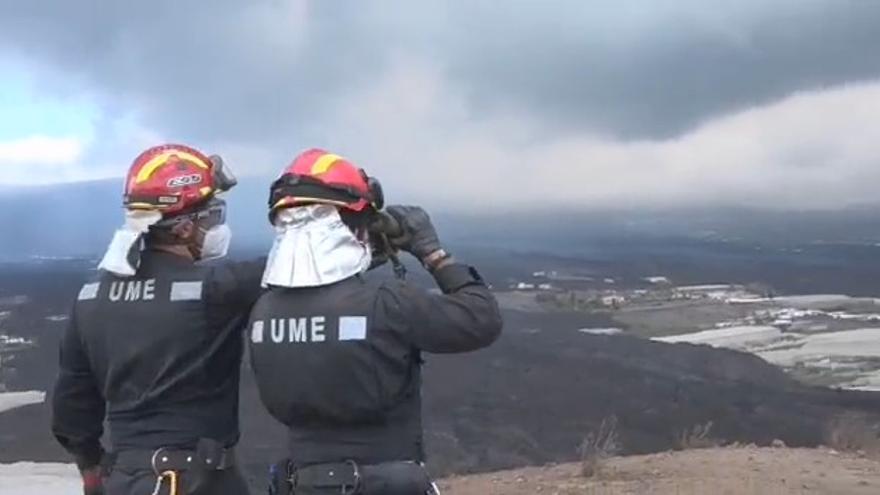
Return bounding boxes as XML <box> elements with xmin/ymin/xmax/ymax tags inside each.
<box><xmin>3</xmin><ymin>447</ymin><xmax>878</xmax><ymax>494</ymax></box>
<box><xmin>439</xmin><ymin>446</ymin><xmax>880</xmax><ymax>495</ymax></box>
<box><xmin>5</xmin><ymin>263</ymin><xmax>880</xmax><ymax>492</ymax></box>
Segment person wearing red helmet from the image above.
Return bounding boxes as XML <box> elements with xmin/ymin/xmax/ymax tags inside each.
<box><xmin>248</xmin><ymin>149</ymin><xmax>503</xmax><ymax>494</ymax></box>
<box><xmin>51</xmin><ymin>144</ymin><xmax>263</xmax><ymax>495</ymax></box>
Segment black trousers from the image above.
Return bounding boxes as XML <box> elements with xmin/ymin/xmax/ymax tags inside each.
<box><xmin>354</xmin><ymin>463</ymin><xmax>437</xmax><ymax>495</ymax></box>
<box><xmin>104</xmin><ymin>465</ymin><xmax>250</xmax><ymax>495</ymax></box>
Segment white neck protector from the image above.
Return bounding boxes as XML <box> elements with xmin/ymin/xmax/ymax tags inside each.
<box><xmin>261</xmin><ymin>204</ymin><xmax>372</xmax><ymax>288</ymax></box>
<box><xmin>97</xmin><ymin>210</ymin><xmax>163</xmax><ymax>277</ymax></box>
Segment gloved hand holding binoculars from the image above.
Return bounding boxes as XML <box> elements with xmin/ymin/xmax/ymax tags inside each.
<box><xmin>369</xmin><ymin>205</ymin><xmax>450</xmax><ymax>274</ymax></box>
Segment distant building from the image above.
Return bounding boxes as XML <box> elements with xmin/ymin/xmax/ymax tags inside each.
<box><xmin>677</xmin><ymin>284</ymin><xmax>732</xmax><ymax>292</ymax></box>
<box><xmin>515</xmin><ymin>282</ymin><xmax>536</xmax><ymax>290</ymax></box>
<box><xmin>0</xmin><ymin>335</ymin><xmax>30</xmax><ymax>345</ymax></box>
<box><xmin>644</xmin><ymin>276</ymin><xmax>671</xmax><ymax>285</ymax></box>
<box><xmin>537</xmin><ymin>283</ymin><xmax>553</xmax><ymax>291</ymax></box>
<box><xmin>727</xmin><ymin>297</ymin><xmax>770</xmax><ymax>304</ymax></box>
<box><xmin>602</xmin><ymin>295</ymin><xmax>626</xmax><ymax>308</ymax></box>
<box><xmin>772</xmin><ymin>319</ymin><xmax>793</xmax><ymax>330</ymax></box>
<box><xmin>578</xmin><ymin>328</ymin><xmax>623</xmax><ymax>335</ymax></box>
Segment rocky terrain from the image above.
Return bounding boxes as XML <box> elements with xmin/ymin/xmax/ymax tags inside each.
<box><xmin>6</xmin><ymin>304</ymin><xmax>880</xmax><ymax>490</ymax></box>
<box><xmin>3</xmin><ymin>252</ymin><xmax>880</xmax><ymax>492</ymax></box>
<box><xmin>440</xmin><ymin>446</ymin><xmax>880</xmax><ymax>495</ymax></box>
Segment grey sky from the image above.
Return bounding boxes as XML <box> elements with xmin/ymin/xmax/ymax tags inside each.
<box><xmin>1</xmin><ymin>0</ymin><xmax>879</xmax><ymax>209</ymax></box>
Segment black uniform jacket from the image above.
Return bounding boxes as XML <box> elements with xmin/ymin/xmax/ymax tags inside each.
<box><xmin>51</xmin><ymin>251</ymin><xmax>263</xmax><ymax>469</ymax></box>
<box><xmin>248</xmin><ymin>263</ymin><xmax>502</xmax><ymax>466</ymax></box>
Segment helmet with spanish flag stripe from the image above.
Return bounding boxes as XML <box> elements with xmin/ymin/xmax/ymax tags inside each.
<box><xmin>268</xmin><ymin>148</ymin><xmax>384</xmax><ymax>220</ymax></box>
<box><xmin>123</xmin><ymin>144</ymin><xmax>229</xmax><ymax>215</ymax></box>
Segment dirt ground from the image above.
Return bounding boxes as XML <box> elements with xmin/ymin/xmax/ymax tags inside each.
<box><xmin>439</xmin><ymin>447</ymin><xmax>880</xmax><ymax>495</ymax></box>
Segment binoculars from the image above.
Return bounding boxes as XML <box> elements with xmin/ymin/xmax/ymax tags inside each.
<box><xmin>368</xmin><ymin>212</ymin><xmax>408</xmax><ymax>279</ymax></box>
<box><xmin>370</xmin><ymin>211</ymin><xmax>403</xmax><ymax>239</ymax></box>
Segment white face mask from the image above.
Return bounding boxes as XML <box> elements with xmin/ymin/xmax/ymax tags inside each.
<box><xmin>199</xmin><ymin>224</ymin><xmax>232</xmax><ymax>261</ymax></box>
<box><xmin>262</xmin><ymin>204</ymin><xmax>372</xmax><ymax>288</ymax></box>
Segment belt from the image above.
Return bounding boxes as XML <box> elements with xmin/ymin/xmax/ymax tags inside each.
<box><xmin>286</xmin><ymin>460</ymin><xmax>438</xmax><ymax>495</ymax></box>
<box><xmin>112</xmin><ymin>445</ymin><xmax>236</xmax><ymax>472</ymax></box>
<box><xmin>112</xmin><ymin>439</ymin><xmax>236</xmax><ymax>495</ymax></box>
<box><xmin>293</xmin><ymin>461</ymin><xmax>361</xmax><ymax>494</ymax></box>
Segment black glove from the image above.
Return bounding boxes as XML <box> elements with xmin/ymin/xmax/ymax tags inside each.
<box><xmin>385</xmin><ymin>205</ymin><xmax>442</xmax><ymax>262</ymax></box>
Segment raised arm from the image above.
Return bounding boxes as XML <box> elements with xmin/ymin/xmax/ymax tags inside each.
<box><xmin>381</xmin><ymin>263</ymin><xmax>502</xmax><ymax>352</ymax></box>
<box><xmin>379</xmin><ymin>205</ymin><xmax>502</xmax><ymax>353</ymax></box>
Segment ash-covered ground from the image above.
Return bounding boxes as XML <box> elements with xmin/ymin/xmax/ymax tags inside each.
<box><xmin>3</xmin><ymin>240</ymin><xmax>880</xmax><ymax>491</ymax></box>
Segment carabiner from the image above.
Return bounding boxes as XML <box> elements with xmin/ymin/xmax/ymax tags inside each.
<box><xmin>150</xmin><ymin>470</ymin><xmax>179</xmax><ymax>495</ymax></box>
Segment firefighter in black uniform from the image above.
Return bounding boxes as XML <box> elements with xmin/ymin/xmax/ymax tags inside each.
<box><xmin>51</xmin><ymin>144</ymin><xmax>262</xmax><ymax>495</ymax></box>
<box><xmin>249</xmin><ymin>149</ymin><xmax>503</xmax><ymax>494</ymax></box>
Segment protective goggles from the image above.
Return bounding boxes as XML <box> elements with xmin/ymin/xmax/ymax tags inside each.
<box><xmin>157</xmin><ymin>197</ymin><xmax>227</xmax><ymax>229</ymax></box>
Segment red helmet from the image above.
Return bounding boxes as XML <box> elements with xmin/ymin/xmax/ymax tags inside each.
<box><xmin>269</xmin><ymin>148</ymin><xmax>383</xmax><ymax>218</ymax></box>
<box><xmin>123</xmin><ymin>144</ymin><xmax>227</xmax><ymax>215</ymax></box>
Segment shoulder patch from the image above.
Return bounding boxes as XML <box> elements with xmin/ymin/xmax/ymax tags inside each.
<box><xmin>78</xmin><ymin>282</ymin><xmax>100</xmax><ymax>301</ymax></box>
<box><xmin>251</xmin><ymin>321</ymin><xmax>265</xmax><ymax>343</ymax></box>
<box><xmin>170</xmin><ymin>281</ymin><xmax>203</xmax><ymax>301</ymax></box>
<box><xmin>339</xmin><ymin>316</ymin><xmax>368</xmax><ymax>341</ymax></box>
